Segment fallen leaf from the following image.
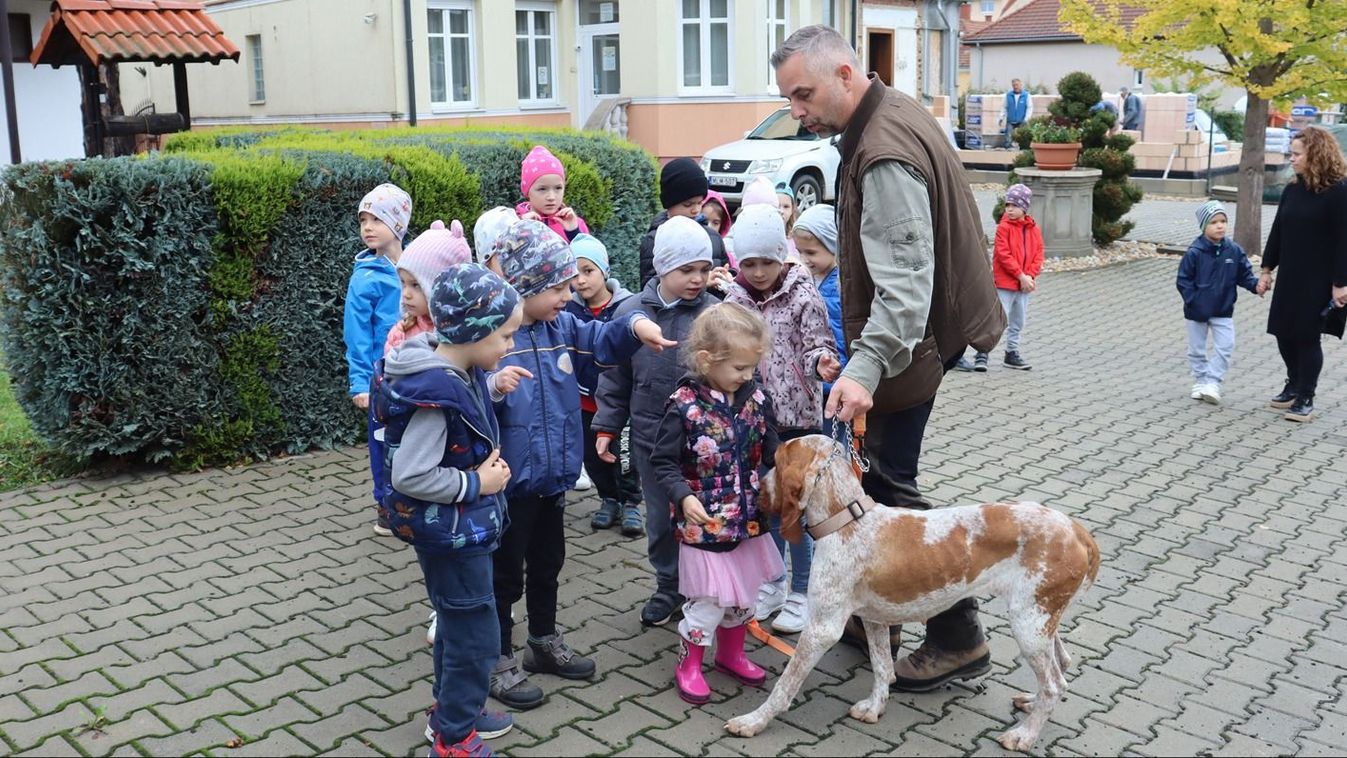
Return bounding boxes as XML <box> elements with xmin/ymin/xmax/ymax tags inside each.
<box><xmin>225</xmin><ymin>738</ymin><xmax>244</xmax><ymax>748</ymax></box>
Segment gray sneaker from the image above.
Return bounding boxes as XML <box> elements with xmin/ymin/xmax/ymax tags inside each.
<box><xmin>490</xmin><ymin>655</ymin><xmax>545</xmax><ymax>710</ymax></box>
<box><xmin>522</xmin><ymin>632</ymin><xmax>596</xmax><ymax>680</ymax></box>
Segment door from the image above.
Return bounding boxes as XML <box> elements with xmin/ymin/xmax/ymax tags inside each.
<box><xmin>866</xmin><ymin>29</ymin><xmax>894</xmax><ymax>87</ymax></box>
<box><xmin>577</xmin><ymin>1</ymin><xmax>620</xmax><ymax>127</ymax></box>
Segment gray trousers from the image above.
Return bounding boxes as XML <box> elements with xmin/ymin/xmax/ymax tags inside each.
<box><xmin>998</xmin><ymin>289</ymin><xmax>1030</xmax><ymax>352</ymax></box>
<box><xmin>634</xmin><ymin>445</ymin><xmax>679</xmax><ymax>596</ymax></box>
<box><xmin>1186</xmin><ymin>317</ymin><xmax>1235</xmax><ymax>386</ymax></box>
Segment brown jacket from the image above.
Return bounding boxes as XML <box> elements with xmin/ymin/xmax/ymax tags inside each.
<box><xmin>836</xmin><ymin>76</ymin><xmax>1004</xmax><ymax>413</ymax></box>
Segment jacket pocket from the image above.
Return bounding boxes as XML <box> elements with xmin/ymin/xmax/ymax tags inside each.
<box><xmin>870</xmin><ymin>335</ymin><xmax>944</xmax><ymax>415</ymax></box>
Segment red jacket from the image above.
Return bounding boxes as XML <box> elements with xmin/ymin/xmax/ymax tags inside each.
<box><xmin>993</xmin><ymin>214</ymin><xmax>1045</xmax><ymax>291</ymax></box>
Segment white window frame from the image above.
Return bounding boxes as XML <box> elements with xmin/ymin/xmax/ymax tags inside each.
<box><xmin>516</xmin><ymin>1</ymin><xmax>560</xmax><ymax>106</ymax></box>
<box><xmin>980</xmin><ymin>0</ymin><xmax>995</xmax><ymax>16</ymax></box>
<box><xmin>766</xmin><ymin>0</ymin><xmax>788</xmax><ymax>92</ymax></box>
<box><xmin>1133</xmin><ymin>68</ymin><xmax>1145</xmax><ymax>89</ymax></box>
<box><xmin>246</xmin><ymin>34</ymin><xmax>264</xmax><ymax>104</ymax></box>
<box><xmin>427</xmin><ymin>0</ymin><xmax>478</xmax><ymax>110</ymax></box>
<box><xmin>677</xmin><ymin>0</ymin><xmax>734</xmax><ymax>95</ymax></box>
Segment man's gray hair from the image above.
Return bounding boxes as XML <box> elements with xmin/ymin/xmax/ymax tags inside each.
<box><xmin>770</xmin><ymin>24</ymin><xmax>861</xmax><ymax>73</ymax></box>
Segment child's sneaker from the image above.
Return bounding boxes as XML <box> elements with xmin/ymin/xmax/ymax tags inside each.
<box><xmin>954</xmin><ymin>356</ymin><xmax>975</xmax><ymax>372</ymax></box>
<box><xmin>1199</xmin><ymin>383</ymin><xmax>1221</xmax><ymax>405</ymax></box>
<box><xmin>771</xmin><ymin>592</ymin><xmax>809</xmax><ymax>634</ymax></box>
<box><xmin>973</xmin><ymin>353</ymin><xmax>989</xmax><ymax>372</ymax></box>
<box><xmin>590</xmin><ymin>498</ymin><xmax>620</xmax><ymax>530</ymax></box>
<box><xmin>620</xmin><ymin>503</ymin><xmax>646</xmax><ymax>538</ymax></box>
<box><xmin>574</xmin><ymin>466</ymin><xmax>593</xmax><ymax>491</ymax></box>
<box><xmin>430</xmin><ymin>730</ymin><xmax>492</xmax><ymax>757</ymax></box>
<box><xmin>490</xmin><ymin>655</ymin><xmax>545</xmax><ymax>710</ymax></box>
<box><xmin>1191</xmin><ymin>383</ymin><xmax>1204</xmax><ymax>400</ymax></box>
<box><xmin>425</xmin><ymin>708</ymin><xmax>513</xmax><ymax>743</ymax></box>
<box><xmin>426</xmin><ymin>611</ymin><xmax>437</xmax><ymax>646</ymax></box>
<box><xmin>522</xmin><ymin>632</ymin><xmax>596</xmax><ymax>680</ymax></box>
<box><xmin>373</xmin><ymin>507</ymin><xmax>393</xmax><ymax>537</ymax></box>
<box><xmin>1003</xmin><ymin>351</ymin><xmax>1031</xmax><ymax>370</ymax></box>
<box><xmin>754</xmin><ymin>580</ymin><xmax>788</xmax><ymax>621</ymax></box>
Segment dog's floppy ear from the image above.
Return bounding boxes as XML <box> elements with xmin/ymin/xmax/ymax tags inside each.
<box><xmin>773</xmin><ymin>440</ymin><xmax>808</xmax><ymax>545</ymax></box>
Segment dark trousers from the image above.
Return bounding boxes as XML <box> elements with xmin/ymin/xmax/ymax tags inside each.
<box><xmin>367</xmin><ymin>413</ymin><xmax>386</xmax><ymax>506</ymax></box>
<box><xmin>418</xmin><ymin>548</ymin><xmax>497</xmax><ymax>744</ymax></box>
<box><xmin>860</xmin><ymin>357</ymin><xmax>985</xmax><ymax>653</ymax></box>
<box><xmin>1276</xmin><ymin>334</ymin><xmax>1324</xmax><ymax>398</ymax></box>
<box><xmin>581</xmin><ymin>409</ymin><xmax>642</xmax><ymax>504</ymax></box>
<box><xmin>493</xmin><ymin>493</ymin><xmax>566</xmax><ymax>655</ymax></box>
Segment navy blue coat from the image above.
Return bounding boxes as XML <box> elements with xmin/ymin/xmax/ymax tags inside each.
<box><xmin>1176</xmin><ymin>234</ymin><xmax>1258</xmax><ymax>322</ymax></box>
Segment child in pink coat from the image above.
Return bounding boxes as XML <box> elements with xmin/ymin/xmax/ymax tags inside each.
<box><xmin>385</xmin><ymin>220</ymin><xmax>473</xmax><ymax>353</ymax></box>
<box><xmin>515</xmin><ymin>145</ymin><xmax>590</xmax><ymax>242</ymax></box>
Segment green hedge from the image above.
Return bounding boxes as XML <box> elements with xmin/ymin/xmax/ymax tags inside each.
<box><xmin>1</xmin><ymin>125</ymin><xmax>660</xmax><ymax>468</ymax></box>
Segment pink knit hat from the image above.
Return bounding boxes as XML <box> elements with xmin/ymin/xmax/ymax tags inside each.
<box><xmin>740</xmin><ymin>176</ymin><xmax>778</xmax><ymax>207</ymax></box>
<box><xmin>520</xmin><ymin>145</ymin><xmax>566</xmax><ymax>197</ymax></box>
<box><xmin>397</xmin><ymin>220</ymin><xmax>472</xmax><ymax>294</ymax></box>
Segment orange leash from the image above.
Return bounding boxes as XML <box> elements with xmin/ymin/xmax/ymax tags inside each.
<box><xmin>747</xmin><ymin>619</ymin><xmax>796</xmax><ymax>657</ymax></box>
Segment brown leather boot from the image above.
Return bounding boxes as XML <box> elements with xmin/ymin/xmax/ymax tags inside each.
<box><xmin>839</xmin><ymin>616</ymin><xmax>902</xmax><ymax>653</ymax></box>
<box><xmin>891</xmin><ymin>641</ymin><xmax>991</xmax><ymax>692</ymax></box>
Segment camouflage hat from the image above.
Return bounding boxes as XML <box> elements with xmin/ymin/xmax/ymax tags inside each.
<box><xmin>430</xmin><ymin>263</ymin><xmax>521</xmax><ymax>345</ymax></box>
<box><xmin>494</xmin><ymin>218</ymin><xmax>578</xmax><ymax>298</ymax></box>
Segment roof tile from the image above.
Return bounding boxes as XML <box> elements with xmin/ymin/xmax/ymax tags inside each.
<box><xmin>30</xmin><ymin>0</ymin><xmax>240</xmax><ymax>66</ymax></box>
<box><xmin>963</xmin><ymin>0</ymin><xmax>1143</xmax><ymax>44</ymax></box>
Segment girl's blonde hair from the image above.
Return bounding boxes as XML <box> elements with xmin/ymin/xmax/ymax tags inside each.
<box><xmin>1292</xmin><ymin>126</ymin><xmax>1347</xmax><ymax>193</ymax></box>
<box><xmin>683</xmin><ymin>302</ymin><xmax>772</xmax><ymax>377</ymax></box>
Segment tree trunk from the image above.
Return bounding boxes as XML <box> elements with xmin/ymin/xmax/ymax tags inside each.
<box><xmin>1235</xmin><ymin>90</ymin><xmax>1269</xmax><ymax>257</ymax></box>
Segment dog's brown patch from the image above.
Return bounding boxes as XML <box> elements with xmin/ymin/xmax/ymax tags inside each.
<box><xmin>767</xmin><ymin>441</ymin><xmax>810</xmax><ymax>544</ymax></box>
<box><xmin>863</xmin><ymin>504</ymin><xmax>1021</xmax><ymax>606</ymax></box>
<box><xmin>1031</xmin><ymin>519</ymin><xmax>1100</xmax><ymax>634</ymax></box>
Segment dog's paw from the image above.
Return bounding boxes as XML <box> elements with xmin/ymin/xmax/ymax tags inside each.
<box><xmin>725</xmin><ymin>713</ymin><xmax>768</xmax><ymax>738</ymax></box>
<box><xmin>1011</xmin><ymin>693</ymin><xmax>1036</xmax><ymax>713</ymax></box>
<box><xmin>849</xmin><ymin>698</ymin><xmax>885</xmax><ymax>723</ymax></box>
<box><xmin>997</xmin><ymin>725</ymin><xmax>1040</xmax><ymax>752</ymax></box>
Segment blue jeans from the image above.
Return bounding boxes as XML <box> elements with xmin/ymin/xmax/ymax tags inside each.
<box><xmin>367</xmin><ymin>412</ymin><xmax>386</xmax><ymax>505</ymax></box>
<box><xmin>1186</xmin><ymin>317</ymin><xmax>1235</xmax><ymax>386</ymax></box>
<box><xmin>998</xmin><ymin>289</ymin><xmax>1030</xmax><ymax>352</ymax></box>
<box><xmin>418</xmin><ymin>548</ymin><xmax>498</xmax><ymax>745</ymax></box>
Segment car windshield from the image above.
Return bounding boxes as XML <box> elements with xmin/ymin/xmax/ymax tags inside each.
<box><xmin>747</xmin><ymin>109</ymin><xmax>817</xmax><ymax>140</ymax></box>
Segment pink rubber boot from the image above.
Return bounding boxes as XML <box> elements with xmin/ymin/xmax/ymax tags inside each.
<box><xmin>713</xmin><ymin>624</ymin><xmax>768</xmax><ymax>686</ymax></box>
<box><xmin>675</xmin><ymin>640</ymin><xmax>711</xmax><ymax>704</ymax></box>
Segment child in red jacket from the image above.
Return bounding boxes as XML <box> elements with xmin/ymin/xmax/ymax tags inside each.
<box><xmin>987</xmin><ymin>183</ymin><xmax>1044</xmax><ymax>370</ymax></box>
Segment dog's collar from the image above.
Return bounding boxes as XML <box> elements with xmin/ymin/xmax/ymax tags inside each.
<box><xmin>806</xmin><ymin>498</ymin><xmax>873</xmax><ymax>540</ymax></box>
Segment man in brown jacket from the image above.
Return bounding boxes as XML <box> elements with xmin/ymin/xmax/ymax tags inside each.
<box><xmin>772</xmin><ymin>25</ymin><xmax>1005</xmax><ymax>692</ymax></box>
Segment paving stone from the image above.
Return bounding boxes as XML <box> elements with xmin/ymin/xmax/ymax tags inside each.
<box><xmin>0</xmin><ymin>701</ymin><xmax>96</xmax><ymax>751</ymax></box>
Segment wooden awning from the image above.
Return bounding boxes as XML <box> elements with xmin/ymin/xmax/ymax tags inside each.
<box><xmin>29</xmin><ymin>0</ymin><xmax>239</xmax><ymax>68</ymax></box>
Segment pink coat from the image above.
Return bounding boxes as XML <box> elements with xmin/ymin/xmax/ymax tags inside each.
<box><xmin>384</xmin><ymin>315</ymin><xmax>433</xmax><ymax>354</ymax></box>
<box><xmin>514</xmin><ymin>201</ymin><xmax>589</xmax><ymax>241</ymax></box>
<box><xmin>726</xmin><ymin>263</ymin><xmax>838</xmax><ymax>431</ymax></box>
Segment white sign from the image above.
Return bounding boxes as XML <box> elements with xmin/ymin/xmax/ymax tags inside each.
<box><xmin>600</xmin><ymin>2</ymin><xmax>615</xmax><ymax>22</ymax></box>
<box><xmin>602</xmin><ymin>46</ymin><xmax>616</xmax><ymax>72</ymax></box>
<box><xmin>537</xmin><ymin>66</ymin><xmax>550</xmax><ymax>86</ymax></box>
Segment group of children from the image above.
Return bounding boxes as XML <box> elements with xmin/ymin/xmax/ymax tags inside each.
<box><xmin>342</xmin><ymin>147</ymin><xmax>849</xmax><ymax>756</ymax></box>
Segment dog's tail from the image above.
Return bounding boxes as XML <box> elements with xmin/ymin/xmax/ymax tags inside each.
<box><xmin>1072</xmin><ymin>519</ymin><xmax>1101</xmax><ymax>589</ymax></box>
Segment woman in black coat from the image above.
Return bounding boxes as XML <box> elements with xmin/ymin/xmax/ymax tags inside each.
<box><xmin>1259</xmin><ymin>126</ymin><xmax>1347</xmax><ymax>422</ymax></box>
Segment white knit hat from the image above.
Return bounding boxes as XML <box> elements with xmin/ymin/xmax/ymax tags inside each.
<box><xmin>473</xmin><ymin>206</ymin><xmax>519</xmax><ymax>263</ymax></box>
<box><xmin>740</xmin><ymin>176</ymin><xmax>778</xmax><ymax>207</ymax></box>
<box><xmin>732</xmin><ymin>205</ymin><xmax>788</xmax><ymax>263</ymax></box>
<box><xmin>652</xmin><ymin>216</ymin><xmax>713</xmax><ymax>276</ymax></box>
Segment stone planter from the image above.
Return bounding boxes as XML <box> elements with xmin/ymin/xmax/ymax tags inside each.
<box><xmin>1014</xmin><ymin>167</ymin><xmax>1102</xmax><ymax>258</ymax></box>
<box><xmin>1031</xmin><ymin>142</ymin><xmax>1082</xmax><ymax>171</ymax></box>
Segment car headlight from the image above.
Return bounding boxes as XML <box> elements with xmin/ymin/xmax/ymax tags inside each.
<box><xmin>748</xmin><ymin>158</ymin><xmax>782</xmax><ymax>174</ymax></box>
<box><xmin>699</xmin><ymin>157</ymin><xmax>712</xmax><ymax>173</ymax></box>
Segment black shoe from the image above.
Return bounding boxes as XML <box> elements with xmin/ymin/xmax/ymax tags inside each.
<box><xmin>640</xmin><ymin>590</ymin><xmax>685</xmax><ymax>627</ymax></box>
<box><xmin>1285</xmin><ymin>396</ymin><xmax>1314</xmax><ymax>422</ymax></box>
<box><xmin>955</xmin><ymin>357</ymin><xmax>975</xmax><ymax>372</ymax></box>
<box><xmin>373</xmin><ymin>509</ymin><xmax>393</xmax><ymax>537</ymax></box>
<box><xmin>1003</xmin><ymin>350</ymin><xmax>1031</xmax><ymax>370</ymax></box>
<box><xmin>523</xmin><ymin>633</ymin><xmax>596</xmax><ymax>680</ymax></box>
<box><xmin>590</xmin><ymin>498</ymin><xmax>620</xmax><ymax>530</ymax></box>
<box><xmin>1269</xmin><ymin>383</ymin><xmax>1297</xmax><ymax>409</ymax></box>
<box><xmin>973</xmin><ymin>353</ymin><xmax>989</xmax><ymax>372</ymax></box>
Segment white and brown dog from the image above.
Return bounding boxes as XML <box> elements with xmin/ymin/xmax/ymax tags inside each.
<box><xmin>724</xmin><ymin>435</ymin><xmax>1100</xmax><ymax>752</ymax></box>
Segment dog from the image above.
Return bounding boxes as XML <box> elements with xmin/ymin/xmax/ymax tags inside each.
<box><xmin>724</xmin><ymin>435</ymin><xmax>1099</xmax><ymax>752</ymax></box>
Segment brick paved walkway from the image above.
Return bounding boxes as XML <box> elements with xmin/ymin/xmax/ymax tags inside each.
<box><xmin>2</xmin><ymin>258</ymin><xmax>1346</xmax><ymax>756</ymax></box>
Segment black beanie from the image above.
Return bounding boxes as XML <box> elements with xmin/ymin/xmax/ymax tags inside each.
<box><xmin>660</xmin><ymin>157</ymin><xmax>709</xmax><ymax>209</ymax></box>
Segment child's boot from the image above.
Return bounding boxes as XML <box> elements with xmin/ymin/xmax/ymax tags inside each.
<box><xmin>675</xmin><ymin>639</ymin><xmax>711</xmax><ymax>704</ymax></box>
<box><xmin>713</xmin><ymin>624</ymin><xmax>768</xmax><ymax>686</ymax></box>
<box><xmin>522</xmin><ymin>632</ymin><xmax>596</xmax><ymax>680</ymax></box>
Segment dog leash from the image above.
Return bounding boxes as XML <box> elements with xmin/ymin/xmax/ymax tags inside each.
<box><xmin>751</xmin><ymin>414</ymin><xmax>871</xmax><ymax>659</ymax></box>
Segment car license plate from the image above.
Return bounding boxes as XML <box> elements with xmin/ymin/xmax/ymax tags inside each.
<box><xmin>708</xmin><ymin>175</ymin><xmax>737</xmax><ymax>187</ymax></box>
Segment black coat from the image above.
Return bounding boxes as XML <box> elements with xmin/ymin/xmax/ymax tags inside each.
<box><xmin>1263</xmin><ymin>178</ymin><xmax>1347</xmax><ymax>339</ymax></box>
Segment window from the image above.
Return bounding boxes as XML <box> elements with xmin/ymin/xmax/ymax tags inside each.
<box><xmin>767</xmin><ymin>0</ymin><xmax>788</xmax><ymax>88</ymax></box>
<box><xmin>247</xmin><ymin>34</ymin><xmax>264</xmax><ymax>102</ymax></box>
<box><xmin>679</xmin><ymin>0</ymin><xmax>732</xmax><ymax>92</ymax></box>
<box><xmin>579</xmin><ymin>0</ymin><xmax>619</xmax><ymax>25</ymax></box>
<box><xmin>980</xmin><ymin>0</ymin><xmax>995</xmax><ymax>15</ymax></box>
<box><xmin>428</xmin><ymin>2</ymin><xmax>476</xmax><ymax>107</ymax></box>
<box><xmin>516</xmin><ymin>3</ymin><xmax>557</xmax><ymax>103</ymax></box>
<box><xmin>1133</xmin><ymin>68</ymin><xmax>1145</xmax><ymax>89</ymax></box>
<box><xmin>823</xmin><ymin>0</ymin><xmax>835</xmax><ymax>28</ymax></box>
<box><xmin>8</xmin><ymin>14</ymin><xmax>31</xmax><ymax>63</ymax></box>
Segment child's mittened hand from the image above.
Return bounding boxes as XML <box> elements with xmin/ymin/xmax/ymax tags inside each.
<box><xmin>681</xmin><ymin>495</ymin><xmax>711</xmax><ymax>525</ymax></box>
<box><xmin>493</xmin><ymin>366</ymin><xmax>534</xmax><ymax>394</ymax></box>
<box><xmin>352</xmin><ymin>393</ymin><xmax>370</xmax><ymax>410</ymax></box>
<box><xmin>635</xmin><ymin>319</ymin><xmax>678</xmax><ymax>352</ymax></box>
<box><xmin>818</xmin><ymin>354</ymin><xmax>842</xmax><ymax>383</ymax></box>
<box><xmin>595</xmin><ymin>433</ymin><xmax>617</xmax><ymax>463</ymax></box>
<box><xmin>556</xmin><ymin>206</ymin><xmax>579</xmax><ymax>230</ymax></box>
<box><xmin>477</xmin><ymin>449</ymin><xmax>512</xmax><ymax>495</ymax></box>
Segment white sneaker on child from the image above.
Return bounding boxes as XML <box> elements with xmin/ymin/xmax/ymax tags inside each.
<box><xmin>754</xmin><ymin>580</ymin><xmax>788</xmax><ymax>621</ymax></box>
<box><xmin>1190</xmin><ymin>383</ymin><xmax>1204</xmax><ymax>400</ymax></box>
<box><xmin>426</xmin><ymin>611</ymin><xmax>437</xmax><ymax>647</ymax></box>
<box><xmin>1199</xmin><ymin>383</ymin><xmax>1221</xmax><ymax>405</ymax></box>
<box><xmin>574</xmin><ymin>466</ymin><xmax>593</xmax><ymax>491</ymax></box>
<box><xmin>771</xmin><ymin>592</ymin><xmax>809</xmax><ymax>634</ymax></box>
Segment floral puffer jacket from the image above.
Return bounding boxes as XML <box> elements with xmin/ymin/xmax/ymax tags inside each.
<box><xmin>650</xmin><ymin>376</ymin><xmax>779</xmax><ymax>549</ymax></box>
<box><xmin>726</xmin><ymin>263</ymin><xmax>838</xmax><ymax>431</ymax></box>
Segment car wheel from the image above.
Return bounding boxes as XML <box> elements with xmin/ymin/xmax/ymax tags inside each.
<box><xmin>791</xmin><ymin>174</ymin><xmax>822</xmax><ymax>211</ymax></box>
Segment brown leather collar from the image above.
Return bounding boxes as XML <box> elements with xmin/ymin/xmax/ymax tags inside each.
<box><xmin>806</xmin><ymin>498</ymin><xmax>874</xmax><ymax>540</ymax></box>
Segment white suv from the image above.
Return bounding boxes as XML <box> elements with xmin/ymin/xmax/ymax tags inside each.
<box><xmin>699</xmin><ymin>107</ymin><xmax>841</xmax><ymax>211</ymax></box>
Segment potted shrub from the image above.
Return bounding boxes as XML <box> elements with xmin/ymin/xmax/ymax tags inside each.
<box><xmin>1029</xmin><ymin>121</ymin><xmax>1083</xmax><ymax>170</ymax></box>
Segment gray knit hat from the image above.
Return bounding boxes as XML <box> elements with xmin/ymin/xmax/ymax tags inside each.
<box><xmin>652</xmin><ymin>216</ymin><xmax>713</xmax><ymax>276</ymax></box>
<box><xmin>792</xmin><ymin>204</ymin><xmax>838</xmax><ymax>255</ymax></box>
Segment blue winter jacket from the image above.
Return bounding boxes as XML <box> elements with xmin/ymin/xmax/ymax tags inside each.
<box><xmin>344</xmin><ymin>251</ymin><xmax>402</xmax><ymax>396</ymax></box>
<box><xmin>564</xmin><ymin>278</ymin><xmax>637</xmax><ymax>399</ymax></box>
<box><xmin>373</xmin><ymin>344</ymin><xmax>504</xmax><ymax>556</ymax></box>
<box><xmin>1176</xmin><ymin>234</ymin><xmax>1259</xmax><ymax>322</ymax></box>
<box><xmin>816</xmin><ymin>267</ymin><xmax>849</xmax><ymax>396</ymax></box>
<box><xmin>495</xmin><ymin>311</ymin><xmax>644</xmax><ymax>499</ymax></box>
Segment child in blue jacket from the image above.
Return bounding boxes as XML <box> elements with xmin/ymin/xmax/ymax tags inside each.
<box><xmin>1177</xmin><ymin>200</ymin><xmax>1262</xmax><ymax>405</ymax></box>
<box><xmin>792</xmin><ymin>205</ymin><xmax>848</xmax><ymax>402</ymax></box>
<box><xmin>488</xmin><ymin>220</ymin><xmax>674</xmax><ymax>710</ymax></box>
<box><xmin>344</xmin><ymin>183</ymin><xmax>411</xmax><ymax>536</ymax></box>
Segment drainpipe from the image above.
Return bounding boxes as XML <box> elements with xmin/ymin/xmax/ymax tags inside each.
<box><xmin>941</xmin><ymin>0</ymin><xmax>959</xmax><ymax>123</ymax></box>
<box><xmin>850</xmin><ymin>0</ymin><xmax>858</xmax><ymax>53</ymax></box>
<box><xmin>0</xmin><ymin>0</ymin><xmax>20</xmax><ymax>163</ymax></box>
<box><xmin>403</xmin><ymin>0</ymin><xmax>417</xmax><ymax>126</ymax></box>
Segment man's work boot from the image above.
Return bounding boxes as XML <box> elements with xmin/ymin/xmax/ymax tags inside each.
<box><xmin>839</xmin><ymin>616</ymin><xmax>902</xmax><ymax>654</ymax></box>
<box><xmin>891</xmin><ymin>641</ymin><xmax>991</xmax><ymax>692</ymax></box>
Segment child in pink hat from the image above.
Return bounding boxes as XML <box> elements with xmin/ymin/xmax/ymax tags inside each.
<box><xmin>385</xmin><ymin>220</ymin><xmax>473</xmax><ymax>353</ymax></box>
<box><xmin>516</xmin><ymin>144</ymin><xmax>590</xmax><ymax>241</ymax></box>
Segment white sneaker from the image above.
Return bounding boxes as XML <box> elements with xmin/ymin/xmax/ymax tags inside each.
<box><xmin>574</xmin><ymin>466</ymin><xmax>593</xmax><ymax>491</ymax></box>
<box><xmin>1200</xmin><ymin>383</ymin><xmax>1221</xmax><ymax>405</ymax></box>
<box><xmin>426</xmin><ymin>611</ymin><xmax>437</xmax><ymax>646</ymax></box>
<box><xmin>754</xmin><ymin>580</ymin><xmax>788</xmax><ymax>621</ymax></box>
<box><xmin>1190</xmin><ymin>383</ymin><xmax>1204</xmax><ymax>400</ymax></box>
<box><xmin>771</xmin><ymin>592</ymin><xmax>809</xmax><ymax>634</ymax></box>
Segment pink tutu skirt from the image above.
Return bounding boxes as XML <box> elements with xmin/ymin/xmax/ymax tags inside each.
<box><xmin>678</xmin><ymin>536</ymin><xmax>785</xmax><ymax>609</ymax></box>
